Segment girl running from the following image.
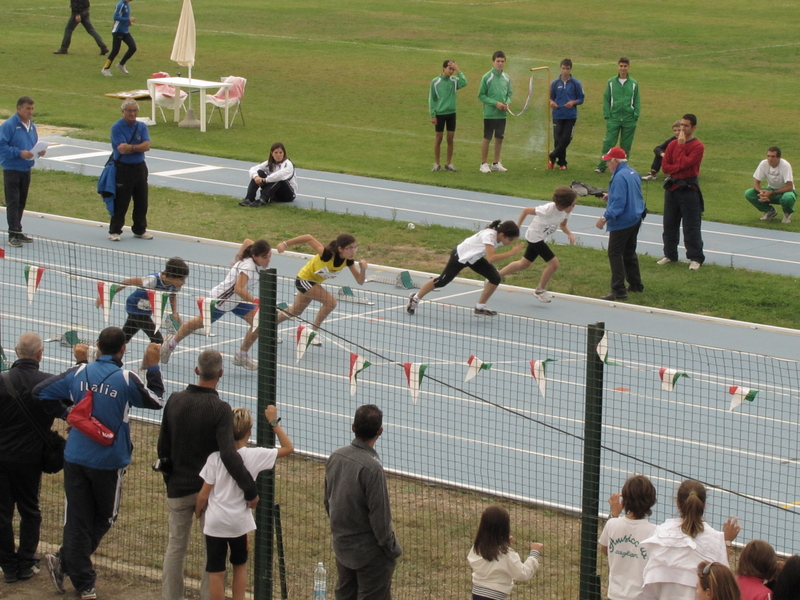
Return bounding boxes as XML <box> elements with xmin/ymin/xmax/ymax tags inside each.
<box><xmin>239</xmin><ymin>142</ymin><xmax>297</xmax><ymax>206</ymax></box>
<box><xmin>407</xmin><ymin>220</ymin><xmax>521</xmax><ymax>316</ymax></box>
<box><xmin>160</xmin><ymin>239</ymin><xmax>271</xmax><ymax>370</ymax></box>
<box><xmin>467</xmin><ymin>505</ymin><xmax>543</xmax><ymax>600</ymax></box>
<box><xmin>275</xmin><ymin>233</ymin><xmax>367</xmax><ymax>344</ymax></box>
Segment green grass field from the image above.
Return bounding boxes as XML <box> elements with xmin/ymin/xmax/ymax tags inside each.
<box><xmin>2</xmin><ymin>0</ymin><xmax>799</xmax><ymax>226</ymax></box>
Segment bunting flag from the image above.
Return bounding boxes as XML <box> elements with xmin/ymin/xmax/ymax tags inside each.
<box><xmin>349</xmin><ymin>353</ymin><xmax>372</xmax><ymax>396</ymax></box>
<box><xmin>659</xmin><ymin>367</ymin><xmax>689</xmax><ymax>392</ymax></box>
<box><xmin>529</xmin><ymin>358</ymin><xmax>555</xmax><ymax>398</ymax></box>
<box><xmin>0</xmin><ymin>247</ymin><xmax>5</xmax><ymax>259</ymax></box>
<box><xmin>197</xmin><ymin>298</ymin><xmax>219</xmax><ymax>335</ymax></box>
<box><xmin>595</xmin><ymin>332</ymin><xmax>617</xmax><ymax>365</ymax></box>
<box><xmin>24</xmin><ymin>265</ymin><xmax>44</xmax><ymax>303</ymax></box>
<box><xmin>403</xmin><ymin>362</ymin><xmax>428</xmax><ymax>404</ymax></box>
<box><xmin>464</xmin><ymin>355</ymin><xmax>492</xmax><ymax>382</ymax></box>
<box><xmin>97</xmin><ymin>281</ymin><xmax>122</xmax><ymax>324</ymax></box>
<box><xmin>729</xmin><ymin>386</ymin><xmax>758</xmax><ymax>411</ymax></box>
<box><xmin>147</xmin><ymin>291</ymin><xmax>171</xmax><ymax>333</ymax></box>
<box><xmin>295</xmin><ymin>325</ymin><xmax>317</xmax><ymax>362</ymax></box>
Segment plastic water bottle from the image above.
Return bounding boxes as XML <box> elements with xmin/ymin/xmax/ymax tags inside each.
<box><xmin>313</xmin><ymin>562</ymin><xmax>327</xmax><ymax>600</ymax></box>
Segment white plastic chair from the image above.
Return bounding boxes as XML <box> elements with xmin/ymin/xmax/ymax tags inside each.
<box><xmin>206</xmin><ymin>76</ymin><xmax>246</xmax><ymax>128</ymax></box>
<box><xmin>152</xmin><ymin>72</ymin><xmax>188</xmax><ymax>123</ymax></box>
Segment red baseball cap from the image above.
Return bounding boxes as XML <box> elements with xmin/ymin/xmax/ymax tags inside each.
<box><xmin>601</xmin><ymin>147</ymin><xmax>627</xmax><ymax>160</ymax></box>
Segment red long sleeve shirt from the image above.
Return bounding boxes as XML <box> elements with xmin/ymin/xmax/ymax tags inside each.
<box><xmin>662</xmin><ymin>137</ymin><xmax>704</xmax><ymax>179</ymax></box>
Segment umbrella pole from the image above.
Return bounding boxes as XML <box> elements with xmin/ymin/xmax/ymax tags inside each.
<box><xmin>179</xmin><ymin>65</ymin><xmax>201</xmax><ymax>128</ymax></box>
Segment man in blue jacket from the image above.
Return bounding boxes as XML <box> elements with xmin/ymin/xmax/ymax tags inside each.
<box><xmin>595</xmin><ymin>147</ymin><xmax>645</xmax><ymax>301</ymax></box>
<box><xmin>34</xmin><ymin>327</ymin><xmax>164</xmax><ymax>600</ymax></box>
<box><xmin>548</xmin><ymin>59</ymin><xmax>584</xmax><ymax>171</ymax></box>
<box><xmin>0</xmin><ymin>97</ymin><xmax>46</xmax><ymax>248</ymax></box>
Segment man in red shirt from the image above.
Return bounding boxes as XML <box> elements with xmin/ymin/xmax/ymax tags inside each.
<box><xmin>656</xmin><ymin>114</ymin><xmax>705</xmax><ymax>270</ymax></box>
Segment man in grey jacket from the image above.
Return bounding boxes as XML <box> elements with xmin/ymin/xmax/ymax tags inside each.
<box><xmin>324</xmin><ymin>404</ymin><xmax>402</xmax><ymax>600</ymax></box>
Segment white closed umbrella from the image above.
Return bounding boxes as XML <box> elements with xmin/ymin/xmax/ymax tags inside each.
<box><xmin>171</xmin><ymin>0</ymin><xmax>200</xmax><ymax>128</ymax></box>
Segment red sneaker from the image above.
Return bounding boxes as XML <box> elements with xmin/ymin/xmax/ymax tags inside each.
<box><xmin>547</xmin><ymin>161</ymin><xmax>554</xmax><ymax>170</ymax></box>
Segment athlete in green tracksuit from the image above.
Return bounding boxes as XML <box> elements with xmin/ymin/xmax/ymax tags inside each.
<box><xmin>596</xmin><ymin>57</ymin><xmax>641</xmax><ymax>172</ymax></box>
<box><xmin>429</xmin><ymin>60</ymin><xmax>467</xmax><ymax>172</ymax></box>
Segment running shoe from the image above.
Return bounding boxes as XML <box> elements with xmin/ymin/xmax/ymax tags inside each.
<box><xmin>444</xmin><ymin>164</ymin><xmax>457</xmax><ymax>172</ymax></box>
<box><xmin>116</xmin><ymin>63</ymin><xmax>129</xmax><ymax>74</ymax></box>
<box><xmin>479</xmin><ymin>163</ymin><xmax>491</xmax><ymax>174</ymax></box>
<box><xmin>134</xmin><ymin>232</ymin><xmax>153</xmax><ymax>240</ymax></box>
<box><xmin>101</xmin><ymin>68</ymin><xmax>112</xmax><ymax>77</ymax></box>
<box><xmin>80</xmin><ymin>588</ymin><xmax>97</xmax><ymax>600</ymax></box>
<box><xmin>534</xmin><ymin>289</ymin><xmax>552</xmax><ymax>303</ymax></box>
<box><xmin>760</xmin><ymin>208</ymin><xmax>778</xmax><ymax>221</ymax></box>
<box><xmin>490</xmin><ymin>162</ymin><xmax>507</xmax><ymax>172</ymax></box>
<box><xmin>45</xmin><ymin>553</ymin><xmax>65</xmax><ymax>594</ymax></box>
<box><xmin>233</xmin><ymin>352</ymin><xmax>258</xmax><ymax>370</ymax></box>
<box><xmin>160</xmin><ymin>335</ymin><xmax>175</xmax><ymax>364</ymax></box>
<box><xmin>431</xmin><ymin>164</ymin><xmax>441</xmax><ymax>172</ymax></box>
<box><xmin>406</xmin><ymin>293</ymin><xmax>419</xmax><ymax>315</ymax></box>
<box><xmin>474</xmin><ymin>307</ymin><xmax>498</xmax><ymax>316</ymax></box>
<box><xmin>108</xmin><ymin>233</ymin><xmax>121</xmax><ymax>242</ymax></box>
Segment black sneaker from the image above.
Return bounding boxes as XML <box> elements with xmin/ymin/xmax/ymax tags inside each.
<box><xmin>16</xmin><ymin>233</ymin><xmax>33</xmax><ymax>243</ymax></box>
<box><xmin>100</xmin><ymin>47</ymin><xmax>109</xmax><ymax>55</ymax></box>
<box><xmin>626</xmin><ymin>286</ymin><xmax>645</xmax><ymax>293</ymax></box>
<box><xmin>53</xmin><ymin>49</ymin><xmax>68</xmax><ymax>55</ymax></box>
<box><xmin>8</xmin><ymin>236</ymin><xmax>23</xmax><ymax>248</ymax></box>
<box><xmin>238</xmin><ymin>199</ymin><xmax>253</xmax><ymax>206</ymax></box>
<box><xmin>3</xmin><ymin>570</ymin><xmax>18</xmax><ymax>584</ymax></box>
<box><xmin>600</xmin><ymin>292</ymin><xmax>628</xmax><ymax>301</ymax></box>
<box><xmin>474</xmin><ymin>307</ymin><xmax>498</xmax><ymax>316</ymax></box>
<box><xmin>249</xmin><ymin>199</ymin><xmax>267</xmax><ymax>207</ymax></box>
<box><xmin>17</xmin><ymin>566</ymin><xmax>36</xmax><ymax>580</ymax></box>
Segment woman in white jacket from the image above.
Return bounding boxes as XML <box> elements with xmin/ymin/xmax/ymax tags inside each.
<box><xmin>467</xmin><ymin>505</ymin><xmax>543</xmax><ymax>600</ymax></box>
<box><xmin>239</xmin><ymin>142</ymin><xmax>297</xmax><ymax>206</ymax></box>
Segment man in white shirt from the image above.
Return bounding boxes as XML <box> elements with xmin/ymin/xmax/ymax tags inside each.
<box><xmin>745</xmin><ymin>146</ymin><xmax>796</xmax><ymax>224</ymax></box>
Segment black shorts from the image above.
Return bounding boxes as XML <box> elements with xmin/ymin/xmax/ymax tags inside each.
<box><xmin>483</xmin><ymin>118</ymin><xmax>507</xmax><ymax>140</ymax></box>
<box><xmin>434</xmin><ymin>113</ymin><xmax>456</xmax><ymax>133</ymax></box>
<box><xmin>433</xmin><ymin>248</ymin><xmax>501</xmax><ymax>288</ymax></box>
<box><xmin>205</xmin><ymin>534</ymin><xmax>248</xmax><ymax>572</ymax></box>
<box><xmin>295</xmin><ymin>278</ymin><xmax>318</xmax><ymax>294</ymax></box>
<box><xmin>523</xmin><ymin>240</ymin><xmax>556</xmax><ymax>263</ymax></box>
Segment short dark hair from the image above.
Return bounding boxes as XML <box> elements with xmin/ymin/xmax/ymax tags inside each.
<box><xmin>737</xmin><ymin>540</ymin><xmax>778</xmax><ymax>581</ymax></box>
<box><xmin>553</xmin><ymin>186</ymin><xmax>578</xmax><ymax>210</ymax></box>
<box><xmin>492</xmin><ymin>51</ymin><xmax>506</xmax><ymax>61</ymax></box>
<box><xmin>353</xmin><ymin>404</ymin><xmax>382</xmax><ymax>440</ymax></box>
<box><xmin>618</xmin><ymin>57</ymin><xmax>630</xmax><ymax>65</ymax></box>
<box><xmin>442</xmin><ymin>59</ymin><xmax>454</xmax><ymax>69</ymax></box>
<box><xmin>560</xmin><ymin>58</ymin><xmax>572</xmax><ymax>68</ymax></box>
<box><xmin>97</xmin><ymin>326</ymin><xmax>126</xmax><ymax>355</ymax></box>
<box><xmin>621</xmin><ymin>475</ymin><xmax>657</xmax><ymax>519</ymax></box>
<box><xmin>163</xmin><ymin>257</ymin><xmax>189</xmax><ymax>280</ymax></box>
<box><xmin>682</xmin><ymin>113</ymin><xmax>697</xmax><ymax>127</ymax></box>
<box><xmin>768</xmin><ymin>146</ymin><xmax>782</xmax><ymax>157</ymax></box>
<box><xmin>17</xmin><ymin>96</ymin><xmax>34</xmax><ymax>107</ymax></box>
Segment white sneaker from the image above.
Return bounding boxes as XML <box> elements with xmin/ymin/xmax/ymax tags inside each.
<box><xmin>479</xmin><ymin>163</ymin><xmax>491</xmax><ymax>174</ymax></box>
<box><xmin>444</xmin><ymin>164</ymin><xmax>457</xmax><ymax>172</ymax></box>
<box><xmin>116</xmin><ymin>63</ymin><xmax>129</xmax><ymax>74</ymax></box>
<box><xmin>160</xmin><ymin>335</ymin><xmax>175</xmax><ymax>364</ymax></box>
<box><xmin>134</xmin><ymin>232</ymin><xmax>153</xmax><ymax>240</ymax></box>
<box><xmin>101</xmin><ymin>68</ymin><xmax>112</xmax><ymax>77</ymax></box>
<box><xmin>232</xmin><ymin>352</ymin><xmax>258</xmax><ymax>370</ymax></box>
<box><xmin>491</xmin><ymin>162</ymin><xmax>508</xmax><ymax>172</ymax></box>
<box><xmin>688</xmin><ymin>261</ymin><xmax>701</xmax><ymax>270</ymax></box>
<box><xmin>108</xmin><ymin>233</ymin><xmax>121</xmax><ymax>242</ymax></box>
<box><xmin>431</xmin><ymin>164</ymin><xmax>441</xmax><ymax>172</ymax></box>
<box><xmin>656</xmin><ymin>257</ymin><xmax>674</xmax><ymax>265</ymax></box>
<box><xmin>534</xmin><ymin>289</ymin><xmax>552</xmax><ymax>303</ymax></box>
<box><xmin>782</xmin><ymin>213</ymin><xmax>792</xmax><ymax>224</ymax></box>
<box><xmin>760</xmin><ymin>208</ymin><xmax>778</xmax><ymax>221</ymax></box>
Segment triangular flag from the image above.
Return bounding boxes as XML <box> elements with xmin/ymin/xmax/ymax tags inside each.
<box><xmin>0</xmin><ymin>247</ymin><xmax>5</xmax><ymax>259</ymax></box>
<box><xmin>349</xmin><ymin>353</ymin><xmax>372</xmax><ymax>396</ymax></box>
<box><xmin>97</xmin><ymin>281</ymin><xmax>122</xmax><ymax>324</ymax></box>
<box><xmin>403</xmin><ymin>362</ymin><xmax>428</xmax><ymax>404</ymax></box>
<box><xmin>295</xmin><ymin>325</ymin><xmax>317</xmax><ymax>362</ymax></box>
<box><xmin>464</xmin><ymin>355</ymin><xmax>492</xmax><ymax>382</ymax></box>
<box><xmin>24</xmin><ymin>265</ymin><xmax>44</xmax><ymax>303</ymax></box>
<box><xmin>148</xmin><ymin>291</ymin><xmax>171</xmax><ymax>334</ymax></box>
<box><xmin>197</xmin><ymin>298</ymin><xmax>218</xmax><ymax>336</ymax></box>
<box><xmin>729</xmin><ymin>386</ymin><xmax>758</xmax><ymax>411</ymax></box>
<box><xmin>529</xmin><ymin>359</ymin><xmax>555</xmax><ymax>398</ymax></box>
<box><xmin>595</xmin><ymin>332</ymin><xmax>617</xmax><ymax>365</ymax></box>
<box><xmin>659</xmin><ymin>367</ymin><xmax>689</xmax><ymax>392</ymax></box>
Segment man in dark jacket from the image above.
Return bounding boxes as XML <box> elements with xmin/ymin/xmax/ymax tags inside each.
<box><xmin>0</xmin><ymin>333</ymin><xmax>55</xmax><ymax>584</ymax></box>
<box><xmin>158</xmin><ymin>349</ymin><xmax>258</xmax><ymax>600</ymax></box>
<box><xmin>54</xmin><ymin>0</ymin><xmax>108</xmax><ymax>55</ymax></box>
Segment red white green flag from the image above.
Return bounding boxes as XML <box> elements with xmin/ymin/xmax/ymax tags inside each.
<box><xmin>97</xmin><ymin>281</ymin><xmax>122</xmax><ymax>324</ymax></box>
<box><xmin>349</xmin><ymin>353</ymin><xmax>372</xmax><ymax>396</ymax></box>
<box><xmin>659</xmin><ymin>367</ymin><xmax>689</xmax><ymax>392</ymax></box>
<box><xmin>403</xmin><ymin>362</ymin><xmax>428</xmax><ymax>404</ymax></box>
<box><xmin>295</xmin><ymin>325</ymin><xmax>317</xmax><ymax>362</ymax></box>
<box><xmin>529</xmin><ymin>358</ymin><xmax>555</xmax><ymax>398</ymax></box>
<box><xmin>197</xmin><ymin>298</ymin><xmax>219</xmax><ymax>335</ymax></box>
<box><xmin>147</xmin><ymin>291</ymin><xmax>171</xmax><ymax>333</ymax></box>
<box><xmin>24</xmin><ymin>265</ymin><xmax>44</xmax><ymax>303</ymax></box>
<box><xmin>464</xmin><ymin>355</ymin><xmax>492</xmax><ymax>382</ymax></box>
<box><xmin>729</xmin><ymin>386</ymin><xmax>758</xmax><ymax>411</ymax></box>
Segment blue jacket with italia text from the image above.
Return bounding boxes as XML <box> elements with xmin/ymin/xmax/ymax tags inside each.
<box><xmin>603</xmin><ymin>162</ymin><xmax>645</xmax><ymax>231</ymax></box>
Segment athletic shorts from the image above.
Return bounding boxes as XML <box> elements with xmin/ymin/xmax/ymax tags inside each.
<box><xmin>434</xmin><ymin>113</ymin><xmax>456</xmax><ymax>133</ymax></box>
<box><xmin>483</xmin><ymin>118</ymin><xmax>507</xmax><ymax>140</ymax></box>
<box><xmin>523</xmin><ymin>240</ymin><xmax>556</xmax><ymax>263</ymax></box>
<box><xmin>211</xmin><ymin>302</ymin><xmax>256</xmax><ymax>324</ymax></box>
<box><xmin>295</xmin><ymin>278</ymin><xmax>318</xmax><ymax>294</ymax></box>
<box><xmin>205</xmin><ymin>534</ymin><xmax>248</xmax><ymax>572</ymax></box>
<box><xmin>433</xmin><ymin>248</ymin><xmax>501</xmax><ymax>288</ymax></box>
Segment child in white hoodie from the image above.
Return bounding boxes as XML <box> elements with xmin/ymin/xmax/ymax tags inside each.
<box><xmin>467</xmin><ymin>505</ymin><xmax>544</xmax><ymax>600</ymax></box>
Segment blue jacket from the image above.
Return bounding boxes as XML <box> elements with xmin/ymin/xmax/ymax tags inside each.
<box><xmin>111</xmin><ymin>0</ymin><xmax>131</xmax><ymax>34</ymax></box>
<box><xmin>550</xmin><ymin>76</ymin><xmax>584</xmax><ymax>120</ymax></box>
<box><xmin>0</xmin><ymin>113</ymin><xmax>37</xmax><ymax>172</ymax></box>
<box><xmin>111</xmin><ymin>118</ymin><xmax>149</xmax><ymax>164</ymax></box>
<box><xmin>603</xmin><ymin>163</ymin><xmax>645</xmax><ymax>231</ymax></box>
<box><xmin>33</xmin><ymin>355</ymin><xmax>164</xmax><ymax>470</ymax></box>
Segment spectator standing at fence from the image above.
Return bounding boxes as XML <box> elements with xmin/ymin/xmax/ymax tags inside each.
<box><xmin>697</xmin><ymin>562</ymin><xmax>742</xmax><ymax>600</ymax></box>
<box><xmin>598</xmin><ymin>475</ymin><xmax>657</xmax><ymax>600</ymax></box>
<box><xmin>429</xmin><ymin>59</ymin><xmax>467</xmax><ymax>172</ymax></box>
<box><xmin>324</xmin><ymin>404</ymin><xmax>402</xmax><ymax>600</ymax></box>
<box><xmin>595</xmin><ymin>57</ymin><xmax>640</xmax><ymax>173</ymax></box>
<box><xmin>548</xmin><ymin>59</ymin><xmax>584</xmax><ymax>171</ymax></box>
<box><xmin>468</xmin><ymin>505</ymin><xmax>543</xmax><ymax>600</ymax></box>
<box><xmin>640</xmin><ymin>480</ymin><xmax>741</xmax><ymax>600</ymax></box>
<box><xmin>735</xmin><ymin>540</ymin><xmax>778</xmax><ymax>600</ymax></box>
<box><xmin>0</xmin><ymin>96</ymin><xmax>46</xmax><ymax>248</ymax></box>
<box><xmin>641</xmin><ymin>121</ymin><xmax>681</xmax><ymax>181</ymax></box>
<box><xmin>53</xmin><ymin>0</ymin><xmax>108</xmax><ymax>56</ymax></box>
<box><xmin>108</xmin><ymin>99</ymin><xmax>152</xmax><ymax>242</ymax></box>
<box><xmin>0</xmin><ymin>334</ymin><xmax>56</xmax><ymax>584</ymax></box>
<box><xmin>34</xmin><ymin>327</ymin><xmax>164</xmax><ymax>600</ymax></box>
<box><xmin>101</xmin><ymin>0</ymin><xmax>137</xmax><ymax>76</ymax></box>
<box><xmin>195</xmin><ymin>405</ymin><xmax>293</xmax><ymax>600</ymax></box>
<box><xmin>158</xmin><ymin>350</ymin><xmax>259</xmax><ymax>600</ymax></box>
<box><xmin>744</xmin><ymin>147</ymin><xmax>796</xmax><ymax>224</ymax></box>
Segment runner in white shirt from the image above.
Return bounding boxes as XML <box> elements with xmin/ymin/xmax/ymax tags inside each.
<box><xmin>498</xmin><ymin>186</ymin><xmax>577</xmax><ymax>303</ymax></box>
<box><xmin>406</xmin><ymin>220</ymin><xmax>521</xmax><ymax>317</ymax></box>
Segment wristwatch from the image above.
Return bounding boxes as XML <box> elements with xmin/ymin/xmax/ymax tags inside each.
<box><xmin>269</xmin><ymin>417</ymin><xmax>281</xmax><ymax>427</ymax></box>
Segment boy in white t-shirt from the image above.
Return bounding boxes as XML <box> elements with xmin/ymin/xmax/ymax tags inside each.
<box><xmin>195</xmin><ymin>405</ymin><xmax>293</xmax><ymax>600</ymax></box>
<box><xmin>498</xmin><ymin>186</ymin><xmax>577</xmax><ymax>303</ymax></box>
<box><xmin>599</xmin><ymin>475</ymin><xmax>658</xmax><ymax>600</ymax></box>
